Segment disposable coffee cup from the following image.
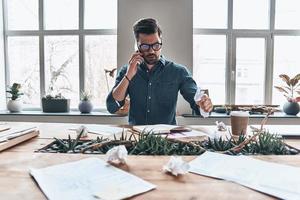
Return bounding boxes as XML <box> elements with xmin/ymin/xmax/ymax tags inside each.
<box><xmin>230</xmin><ymin>111</ymin><xmax>249</xmax><ymax>136</ymax></box>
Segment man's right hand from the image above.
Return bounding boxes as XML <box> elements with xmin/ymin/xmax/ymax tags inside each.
<box><xmin>126</xmin><ymin>52</ymin><xmax>144</xmax><ymax>80</ymax></box>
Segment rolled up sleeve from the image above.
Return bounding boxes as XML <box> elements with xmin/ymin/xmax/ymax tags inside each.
<box><xmin>106</xmin><ymin>65</ymin><xmax>129</xmax><ymax>114</ymax></box>
<box><xmin>179</xmin><ymin>67</ymin><xmax>201</xmax><ymax>115</ymax></box>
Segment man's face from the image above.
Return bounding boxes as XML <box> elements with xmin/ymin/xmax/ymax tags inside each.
<box><xmin>137</xmin><ymin>32</ymin><xmax>162</xmax><ymax>65</ymax></box>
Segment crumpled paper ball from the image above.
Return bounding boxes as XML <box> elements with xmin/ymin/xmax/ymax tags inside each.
<box><xmin>106</xmin><ymin>145</ymin><xmax>128</xmax><ymax>164</ymax></box>
<box><xmin>194</xmin><ymin>87</ymin><xmax>209</xmax><ymax>118</ymax></box>
<box><xmin>163</xmin><ymin>156</ymin><xmax>190</xmax><ymax>176</ymax></box>
<box><xmin>76</xmin><ymin>125</ymin><xmax>89</xmax><ymax>137</ymax></box>
<box><xmin>215</xmin><ymin>121</ymin><xmax>227</xmax><ymax>131</ymax></box>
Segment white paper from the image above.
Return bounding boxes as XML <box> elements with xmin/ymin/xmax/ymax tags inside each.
<box><xmin>69</xmin><ymin>124</ymin><xmax>125</xmax><ymax>136</ymax></box>
<box><xmin>0</xmin><ymin>125</ymin><xmax>37</xmax><ymax>142</ymax></box>
<box><xmin>133</xmin><ymin>124</ymin><xmax>180</xmax><ymax>134</ymax></box>
<box><xmin>166</xmin><ymin>130</ymin><xmax>208</xmax><ymax>139</ymax></box>
<box><xmin>215</xmin><ymin>121</ymin><xmax>227</xmax><ymax>132</ymax></box>
<box><xmin>30</xmin><ymin>158</ymin><xmax>156</xmax><ymax>200</ymax></box>
<box><xmin>194</xmin><ymin>87</ymin><xmax>209</xmax><ymax>118</ymax></box>
<box><xmin>163</xmin><ymin>156</ymin><xmax>190</xmax><ymax>176</ymax></box>
<box><xmin>189</xmin><ymin>151</ymin><xmax>300</xmax><ymax>200</ymax></box>
<box><xmin>251</xmin><ymin>125</ymin><xmax>300</xmax><ymax>137</ymax></box>
<box><xmin>106</xmin><ymin>145</ymin><xmax>128</xmax><ymax>164</ymax></box>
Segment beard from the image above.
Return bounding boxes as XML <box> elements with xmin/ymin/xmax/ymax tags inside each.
<box><xmin>143</xmin><ymin>53</ymin><xmax>159</xmax><ymax>65</ymax></box>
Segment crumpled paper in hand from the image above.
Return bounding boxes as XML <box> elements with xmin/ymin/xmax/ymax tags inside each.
<box><xmin>163</xmin><ymin>156</ymin><xmax>190</xmax><ymax>176</ymax></box>
<box><xmin>106</xmin><ymin>145</ymin><xmax>128</xmax><ymax>164</ymax></box>
<box><xmin>76</xmin><ymin>125</ymin><xmax>89</xmax><ymax>137</ymax></box>
<box><xmin>194</xmin><ymin>87</ymin><xmax>209</xmax><ymax>118</ymax></box>
<box><xmin>216</xmin><ymin>121</ymin><xmax>227</xmax><ymax>131</ymax></box>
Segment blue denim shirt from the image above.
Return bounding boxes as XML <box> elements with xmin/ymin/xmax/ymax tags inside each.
<box><xmin>106</xmin><ymin>56</ymin><xmax>200</xmax><ymax>125</ymax></box>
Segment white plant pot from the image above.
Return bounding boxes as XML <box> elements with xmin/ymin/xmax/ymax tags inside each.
<box><xmin>7</xmin><ymin>99</ymin><xmax>23</xmax><ymax>112</ymax></box>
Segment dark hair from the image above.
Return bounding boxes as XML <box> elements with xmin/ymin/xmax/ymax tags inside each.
<box><xmin>133</xmin><ymin>18</ymin><xmax>162</xmax><ymax>40</ymax></box>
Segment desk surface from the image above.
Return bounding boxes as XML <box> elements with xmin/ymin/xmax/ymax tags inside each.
<box><xmin>1</xmin><ymin>122</ymin><xmax>300</xmax><ymax>200</ymax></box>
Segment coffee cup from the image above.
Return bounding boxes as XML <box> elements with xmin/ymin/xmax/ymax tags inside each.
<box><xmin>230</xmin><ymin>111</ymin><xmax>249</xmax><ymax>136</ymax></box>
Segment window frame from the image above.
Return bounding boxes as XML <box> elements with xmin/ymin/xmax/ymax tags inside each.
<box><xmin>2</xmin><ymin>0</ymin><xmax>117</xmax><ymax>110</ymax></box>
<box><xmin>193</xmin><ymin>0</ymin><xmax>300</xmax><ymax>105</ymax></box>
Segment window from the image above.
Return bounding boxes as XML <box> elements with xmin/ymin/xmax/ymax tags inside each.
<box><xmin>233</xmin><ymin>0</ymin><xmax>269</xmax><ymax>29</ymax></box>
<box><xmin>85</xmin><ymin>35</ymin><xmax>117</xmax><ymax>108</ymax></box>
<box><xmin>4</xmin><ymin>0</ymin><xmax>117</xmax><ymax>109</ymax></box>
<box><xmin>273</xmin><ymin>36</ymin><xmax>300</xmax><ymax>105</ymax></box>
<box><xmin>7</xmin><ymin>36</ymin><xmax>40</xmax><ymax>107</ymax></box>
<box><xmin>44</xmin><ymin>0</ymin><xmax>79</xmax><ymax>30</ymax></box>
<box><xmin>193</xmin><ymin>35</ymin><xmax>226</xmax><ymax>104</ymax></box>
<box><xmin>6</xmin><ymin>0</ymin><xmax>38</xmax><ymax>30</ymax></box>
<box><xmin>193</xmin><ymin>0</ymin><xmax>300</xmax><ymax>105</ymax></box>
<box><xmin>235</xmin><ymin>38</ymin><xmax>266</xmax><ymax>104</ymax></box>
<box><xmin>275</xmin><ymin>0</ymin><xmax>300</xmax><ymax>29</ymax></box>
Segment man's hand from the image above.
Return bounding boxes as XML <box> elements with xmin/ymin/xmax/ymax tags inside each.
<box><xmin>126</xmin><ymin>52</ymin><xmax>144</xmax><ymax>80</ymax></box>
<box><xmin>196</xmin><ymin>94</ymin><xmax>213</xmax><ymax>113</ymax></box>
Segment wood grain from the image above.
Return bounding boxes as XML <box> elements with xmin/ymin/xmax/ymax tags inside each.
<box><xmin>0</xmin><ymin>122</ymin><xmax>299</xmax><ymax>199</ymax></box>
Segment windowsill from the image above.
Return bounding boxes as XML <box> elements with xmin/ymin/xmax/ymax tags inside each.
<box><xmin>0</xmin><ymin>110</ymin><xmax>298</xmax><ymax>125</ymax></box>
<box><xmin>0</xmin><ymin>110</ymin><xmax>126</xmax><ymax>117</ymax></box>
<box><xmin>183</xmin><ymin>111</ymin><xmax>300</xmax><ymax>118</ymax></box>
<box><xmin>0</xmin><ymin>110</ymin><xmax>298</xmax><ymax>118</ymax></box>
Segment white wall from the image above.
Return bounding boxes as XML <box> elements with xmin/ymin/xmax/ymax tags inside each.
<box><xmin>0</xmin><ymin>1</ymin><xmax>6</xmax><ymax>111</ymax></box>
<box><xmin>118</xmin><ymin>0</ymin><xmax>193</xmax><ymax>114</ymax></box>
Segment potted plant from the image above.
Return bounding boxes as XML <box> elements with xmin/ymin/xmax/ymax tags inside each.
<box><xmin>274</xmin><ymin>74</ymin><xmax>300</xmax><ymax>115</ymax></box>
<box><xmin>78</xmin><ymin>91</ymin><xmax>93</xmax><ymax>113</ymax></box>
<box><xmin>6</xmin><ymin>83</ymin><xmax>24</xmax><ymax>112</ymax></box>
<box><xmin>42</xmin><ymin>93</ymin><xmax>70</xmax><ymax>113</ymax></box>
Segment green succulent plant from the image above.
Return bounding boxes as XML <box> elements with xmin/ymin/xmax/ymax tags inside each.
<box><xmin>6</xmin><ymin>83</ymin><xmax>24</xmax><ymax>100</ymax></box>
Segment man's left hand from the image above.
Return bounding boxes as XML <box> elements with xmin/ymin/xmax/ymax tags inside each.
<box><xmin>196</xmin><ymin>94</ymin><xmax>213</xmax><ymax>113</ymax></box>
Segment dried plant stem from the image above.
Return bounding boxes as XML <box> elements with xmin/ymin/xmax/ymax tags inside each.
<box><xmin>80</xmin><ymin>140</ymin><xmax>133</xmax><ymax>153</ymax></box>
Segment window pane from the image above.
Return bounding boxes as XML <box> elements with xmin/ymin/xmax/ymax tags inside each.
<box><xmin>235</xmin><ymin>38</ymin><xmax>266</xmax><ymax>104</ymax></box>
<box><xmin>85</xmin><ymin>0</ymin><xmax>117</xmax><ymax>29</ymax></box>
<box><xmin>275</xmin><ymin>0</ymin><xmax>300</xmax><ymax>29</ymax></box>
<box><xmin>7</xmin><ymin>0</ymin><xmax>38</xmax><ymax>30</ymax></box>
<box><xmin>7</xmin><ymin>37</ymin><xmax>40</xmax><ymax>107</ymax></box>
<box><xmin>44</xmin><ymin>0</ymin><xmax>78</xmax><ymax>30</ymax></box>
<box><xmin>45</xmin><ymin>36</ymin><xmax>79</xmax><ymax>107</ymax></box>
<box><xmin>233</xmin><ymin>0</ymin><xmax>269</xmax><ymax>29</ymax></box>
<box><xmin>85</xmin><ymin>35</ymin><xmax>117</xmax><ymax>108</ymax></box>
<box><xmin>193</xmin><ymin>0</ymin><xmax>227</xmax><ymax>29</ymax></box>
<box><xmin>273</xmin><ymin>36</ymin><xmax>300</xmax><ymax>105</ymax></box>
<box><xmin>193</xmin><ymin>35</ymin><xmax>226</xmax><ymax>104</ymax></box>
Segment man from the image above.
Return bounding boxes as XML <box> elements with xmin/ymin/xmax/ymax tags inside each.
<box><xmin>107</xmin><ymin>18</ymin><xmax>213</xmax><ymax>125</ymax></box>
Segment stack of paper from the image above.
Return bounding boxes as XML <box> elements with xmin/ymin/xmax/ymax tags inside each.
<box><xmin>189</xmin><ymin>151</ymin><xmax>300</xmax><ymax>199</ymax></box>
<box><xmin>30</xmin><ymin>158</ymin><xmax>156</xmax><ymax>200</ymax></box>
<box><xmin>0</xmin><ymin>125</ymin><xmax>37</xmax><ymax>143</ymax></box>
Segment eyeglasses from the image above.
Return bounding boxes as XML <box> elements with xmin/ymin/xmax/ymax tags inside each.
<box><xmin>138</xmin><ymin>42</ymin><xmax>162</xmax><ymax>52</ymax></box>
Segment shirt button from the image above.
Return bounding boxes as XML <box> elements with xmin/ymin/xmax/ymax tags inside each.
<box><xmin>149</xmin><ymin>83</ymin><xmax>152</xmax><ymax>86</ymax></box>
<box><xmin>148</xmin><ymin>96</ymin><xmax>151</xmax><ymax>99</ymax></box>
<box><xmin>147</xmin><ymin>110</ymin><xmax>150</xmax><ymax>113</ymax></box>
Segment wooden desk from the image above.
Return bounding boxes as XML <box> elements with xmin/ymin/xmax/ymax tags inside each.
<box><xmin>1</xmin><ymin>122</ymin><xmax>300</xmax><ymax>200</ymax></box>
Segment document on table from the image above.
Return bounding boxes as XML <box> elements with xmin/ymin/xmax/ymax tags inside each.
<box><xmin>189</xmin><ymin>151</ymin><xmax>300</xmax><ymax>200</ymax></box>
<box><xmin>0</xmin><ymin>125</ymin><xmax>37</xmax><ymax>142</ymax></box>
<box><xmin>133</xmin><ymin>124</ymin><xmax>179</xmax><ymax>134</ymax></box>
<box><xmin>166</xmin><ymin>130</ymin><xmax>208</xmax><ymax>139</ymax></box>
<box><xmin>69</xmin><ymin>124</ymin><xmax>126</xmax><ymax>136</ymax></box>
<box><xmin>251</xmin><ymin>125</ymin><xmax>300</xmax><ymax>137</ymax></box>
<box><xmin>30</xmin><ymin>158</ymin><xmax>156</xmax><ymax>200</ymax></box>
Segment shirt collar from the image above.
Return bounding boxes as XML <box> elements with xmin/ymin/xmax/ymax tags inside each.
<box><xmin>159</xmin><ymin>55</ymin><xmax>166</xmax><ymax>66</ymax></box>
